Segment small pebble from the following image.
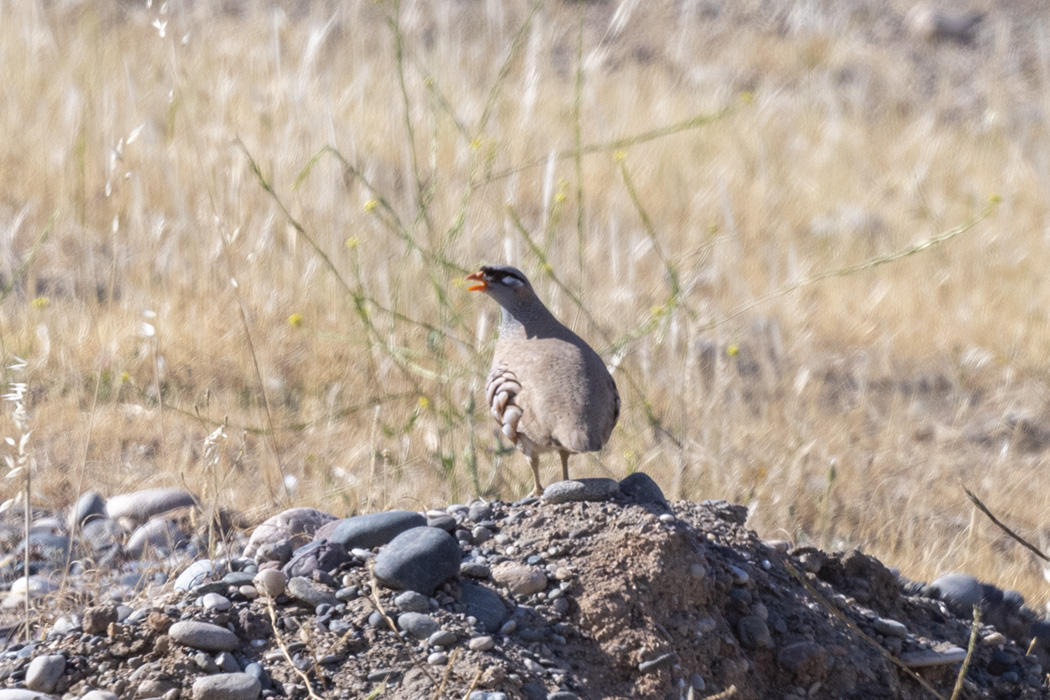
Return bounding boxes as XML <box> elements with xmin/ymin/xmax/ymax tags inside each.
<box><xmin>469</xmin><ymin>635</ymin><xmax>496</xmax><ymax>651</ymax></box>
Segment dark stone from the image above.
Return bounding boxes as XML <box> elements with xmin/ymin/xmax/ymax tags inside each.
<box><xmin>777</xmin><ymin>641</ymin><xmax>828</xmax><ymax>681</ymax></box>
<box><xmin>373</xmin><ymin>526</ymin><xmax>461</xmax><ymax>595</ymax></box>
<box><xmin>321</xmin><ymin>511</ymin><xmax>427</xmax><ymax>550</ymax></box>
<box><xmin>282</xmin><ymin>540</ymin><xmax>351</xmax><ymax>579</ymax></box>
<box><xmin>73</xmin><ymin>490</ymin><xmax>107</xmax><ymax>527</ymax></box>
<box><xmin>736</xmin><ymin>616</ymin><xmax>772</xmax><ymax>649</ymax></box>
<box><xmin>461</xmin><ymin>582</ymin><xmax>509</xmax><ymax>633</ymax></box>
<box><xmin>618</xmin><ymin>472</ymin><xmax>668</xmax><ymax>508</ymax></box>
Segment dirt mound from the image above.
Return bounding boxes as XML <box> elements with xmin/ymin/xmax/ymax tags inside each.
<box><xmin>1</xmin><ymin>487</ymin><xmax>1047</xmax><ymax>700</ymax></box>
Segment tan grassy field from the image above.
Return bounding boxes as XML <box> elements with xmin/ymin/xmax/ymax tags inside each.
<box><xmin>4</xmin><ymin>0</ymin><xmax>1050</xmax><ymax>606</ymax></box>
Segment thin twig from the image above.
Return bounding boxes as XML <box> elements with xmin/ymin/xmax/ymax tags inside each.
<box><xmin>264</xmin><ymin>597</ymin><xmax>325</xmax><ymax>700</ymax></box>
<box><xmin>962</xmin><ymin>484</ymin><xmax>1049</xmax><ymax>561</ymax></box>
<box><xmin>950</xmin><ymin>606</ymin><xmax>981</xmax><ymax>700</ymax></box>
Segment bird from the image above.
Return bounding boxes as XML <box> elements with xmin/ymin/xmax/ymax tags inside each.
<box><xmin>466</xmin><ymin>264</ymin><xmax>619</xmax><ymax>496</ymax></box>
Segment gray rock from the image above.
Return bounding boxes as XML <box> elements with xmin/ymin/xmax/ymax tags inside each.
<box><xmin>374</xmin><ymin>526</ymin><xmax>461</xmax><ymax>595</ymax></box>
<box><xmin>169</xmin><ymin>620</ymin><xmax>240</xmax><ymax>652</ymax></box>
<box><xmin>203</xmin><ymin>593</ymin><xmax>232</xmax><ymax>612</ymax></box>
<box><xmin>319</xmin><ymin>511</ymin><xmax>426</xmax><ymax>550</ymax></box>
<box><xmin>25</xmin><ymin>654</ymin><xmax>65</xmax><ymax>693</ymax></box>
<box><xmin>899</xmin><ymin>646</ymin><xmax>967</xmax><ymax>668</ymax></box>
<box><xmin>80</xmin><ymin>517</ymin><xmax>124</xmax><ymax>553</ymax></box>
<box><xmin>174</xmin><ymin>560</ymin><xmax>217</xmax><ymax>592</ymax></box>
<box><xmin>461</xmin><ymin>582</ymin><xmax>509</xmax><ymax>633</ymax></box>
<box><xmin>243</xmin><ymin>508</ymin><xmax>337</xmax><ymax>559</ymax></box>
<box><xmin>106</xmin><ymin>487</ymin><xmax>197</xmax><ymax>526</ymax></box>
<box><xmin>777</xmin><ymin>641</ymin><xmax>828</xmax><ymax>680</ymax></box>
<box><xmin>618</xmin><ymin>472</ymin><xmax>668</xmax><ymax>507</ymax></box>
<box><xmin>468</xmin><ymin>635</ymin><xmax>496</xmax><ymax>651</ymax></box>
<box><xmin>467</xmin><ymin>692</ymin><xmax>507</xmax><ymax>700</ymax></box>
<box><xmin>460</xmin><ymin>561</ymin><xmax>491</xmax><ymax>579</ymax></box>
<box><xmin>427</xmin><ymin>651</ymin><xmax>448</xmax><ymax>665</ymax></box>
<box><xmin>467</xmin><ymin>501</ymin><xmax>493</xmax><ymax>522</ymax></box>
<box><xmin>281</xmin><ymin>540</ymin><xmax>351</xmax><ymax>578</ymax></box>
<box><xmin>547</xmin><ymin>693</ymin><xmax>579</xmax><ymax>700</ymax></box>
<box><xmin>737</xmin><ymin>616</ymin><xmax>772</xmax><ymax>649</ymax></box>
<box><xmin>873</xmin><ymin>617</ymin><xmax>907</xmax><ymax>638</ymax></box>
<box><xmin>81</xmin><ymin>692</ymin><xmax>120</xmax><ymax>700</ymax></box>
<box><xmin>286</xmin><ymin>577</ymin><xmax>338</xmax><ymax>608</ymax></box>
<box><xmin>243</xmin><ymin>662</ymin><xmax>271</xmax><ymax>690</ymax></box>
<box><xmin>125</xmin><ymin>518</ymin><xmax>188</xmax><ymax>558</ymax></box>
<box><xmin>929</xmin><ymin>573</ymin><xmax>984</xmax><ymax>609</ymax></box>
<box><xmin>191</xmin><ymin>672</ymin><xmax>261</xmax><ymax>700</ymax></box>
<box><xmin>252</xmin><ymin>569</ymin><xmax>287</xmax><ymax>598</ymax></box>
<box><xmin>542</xmin><ymin>478</ymin><xmax>620</xmax><ymax>504</ymax></box>
<box><xmin>428</xmin><ymin>630</ymin><xmax>457</xmax><ymax>647</ymax></box>
<box><xmin>394</xmin><ymin>590</ymin><xmax>431</xmax><ymax>613</ymax></box>
<box><xmin>216</xmin><ymin>651</ymin><xmax>241</xmax><ymax>673</ymax></box>
<box><xmin>398</xmin><ymin>612</ymin><xmax>440</xmax><ymax>640</ymax></box>
<box><xmin>491</xmin><ymin>562</ymin><xmax>547</xmax><ymax>596</ymax></box>
<box><xmin>0</xmin><ymin>691</ymin><xmax>56</xmax><ymax>700</ymax></box>
<box><xmin>72</xmin><ymin>490</ymin><xmax>107</xmax><ymax>527</ymax></box>
<box><xmin>427</xmin><ymin>514</ymin><xmax>457</xmax><ymax>532</ymax></box>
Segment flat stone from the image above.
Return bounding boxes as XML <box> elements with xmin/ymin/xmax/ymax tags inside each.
<box><xmin>899</xmin><ymin>646</ymin><xmax>968</xmax><ymax>668</ymax></box>
<box><xmin>427</xmin><ymin>514</ymin><xmax>457</xmax><ymax>532</ymax></box>
<box><xmin>169</xmin><ymin>620</ymin><xmax>240</xmax><ymax>652</ymax></box>
<box><xmin>461</xmin><ymin>582</ymin><xmax>508</xmax><ymax>633</ymax></box>
<box><xmin>25</xmin><ymin>654</ymin><xmax>65</xmax><ymax>693</ymax></box>
<box><xmin>468</xmin><ymin>501</ymin><xmax>493</xmax><ymax>522</ymax></box>
<box><xmin>318</xmin><ymin>511</ymin><xmax>426</xmax><ymax>550</ymax></box>
<box><xmin>873</xmin><ymin>617</ymin><xmax>908</xmax><ymax>638</ymax></box>
<box><xmin>542</xmin><ymin>478</ymin><xmax>620</xmax><ymax>504</ymax></box>
<box><xmin>398</xmin><ymin>612</ymin><xmax>440</xmax><ymax>640</ymax></box>
<box><xmin>125</xmin><ymin>518</ymin><xmax>188</xmax><ymax>558</ymax></box>
<box><xmin>106</xmin><ymin>487</ymin><xmax>197</xmax><ymax>526</ymax></box>
<box><xmin>243</xmin><ymin>508</ymin><xmax>337</xmax><ymax>558</ymax></box>
<box><xmin>491</xmin><ymin>562</ymin><xmax>547</xmax><ymax>596</ymax></box>
<box><xmin>191</xmin><ymin>672</ymin><xmax>261</xmax><ymax>700</ymax></box>
<box><xmin>0</xmin><ymin>691</ymin><xmax>57</xmax><ymax>700</ymax></box>
<box><xmin>929</xmin><ymin>572</ymin><xmax>991</xmax><ymax>611</ymax></box>
<box><xmin>286</xmin><ymin>577</ymin><xmax>338</xmax><ymax>608</ymax></box>
<box><xmin>394</xmin><ymin>590</ymin><xmax>431</xmax><ymax>613</ymax></box>
<box><xmin>429</xmin><ymin>630</ymin><xmax>457</xmax><ymax>647</ymax></box>
<box><xmin>72</xmin><ymin>490</ymin><xmax>107</xmax><ymax>527</ymax></box>
<box><xmin>81</xmin><ymin>692</ymin><xmax>120</xmax><ymax>700</ymax></box>
<box><xmin>618</xmin><ymin>472</ymin><xmax>668</xmax><ymax>507</ymax></box>
<box><xmin>202</xmin><ymin>593</ymin><xmax>232</xmax><ymax>612</ymax></box>
<box><xmin>460</xmin><ymin>561</ymin><xmax>491</xmax><ymax>579</ymax></box>
<box><xmin>468</xmin><ymin>635</ymin><xmax>496</xmax><ymax>651</ymax></box>
<box><xmin>373</xmin><ymin>526</ymin><xmax>461</xmax><ymax>595</ymax></box>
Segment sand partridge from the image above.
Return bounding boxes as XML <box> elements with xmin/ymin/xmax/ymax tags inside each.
<box><xmin>467</xmin><ymin>264</ymin><xmax>619</xmax><ymax>496</ymax></box>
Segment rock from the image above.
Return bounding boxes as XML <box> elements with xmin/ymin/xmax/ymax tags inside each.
<box><xmin>398</xmin><ymin>612</ymin><xmax>440</xmax><ymax>639</ymax></box>
<box><xmin>281</xmin><ymin>540</ymin><xmax>351</xmax><ymax>578</ymax></box>
<box><xmin>429</xmin><ymin>630</ymin><xmax>457</xmax><ymax>647</ymax></box>
<box><xmin>253</xmin><ymin>569</ymin><xmax>287</xmax><ymax>598</ymax></box>
<box><xmin>542</xmin><ymin>478</ymin><xmax>620</xmax><ymax>504</ymax></box>
<box><xmin>25</xmin><ymin>654</ymin><xmax>64</xmax><ymax>693</ymax></box>
<box><xmin>243</xmin><ymin>508</ymin><xmax>337</xmax><ymax>559</ymax></box>
<box><xmin>427</xmin><ymin>514</ymin><xmax>457</xmax><ymax>532</ymax></box>
<box><xmin>899</xmin><ymin>646</ymin><xmax>968</xmax><ymax>668</ymax></box>
<box><xmin>777</xmin><ymin>641</ymin><xmax>828</xmax><ymax>680</ymax></box>
<box><xmin>80</xmin><ymin>517</ymin><xmax>124</xmax><ymax>554</ymax></box>
<box><xmin>0</xmin><ymin>691</ymin><xmax>56</xmax><ymax>700</ymax></box>
<box><xmin>203</xmin><ymin>593</ymin><xmax>232</xmax><ymax>612</ymax></box>
<box><xmin>394</xmin><ymin>590</ymin><xmax>431</xmax><ymax>613</ymax></box>
<box><xmin>737</xmin><ymin>616</ymin><xmax>772</xmax><ymax>649</ymax></box>
<box><xmin>468</xmin><ymin>501</ymin><xmax>493</xmax><ymax>522</ymax></box>
<box><xmin>286</xmin><ymin>577</ymin><xmax>338</xmax><ymax>608</ymax></box>
<box><xmin>125</xmin><ymin>517</ymin><xmax>187</xmax><ymax>558</ymax></box>
<box><xmin>460</xmin><ymin>582</ymin><xmax>508</xmax><ymax>633</ymax></box>
<box><xmin>71</xmin><ymin>490</ymin><xmax>107</xmax><ymax>527</ymax></box>
<box><xmin>460</xmin><ymin>561</ymin><xmax>491</xmax><ymax>579</ymax></box>
<box><xmin>169</xmin><ymin>620</ymin><xmax>240</xmax><ymax>652</ymax></box>
<box><xmin>319</xmin><ymin>511</ymin><xmax>426</xmax><ymax>550</ymax></box>
<box><xmin>468</xmin><ymin>635</ymin><xmax>496</xmax><ymax>651</ymax></box>
<box><xmin>929</xmin><ymin>573</ymin><xmax>985</xmax><ymax>609</ymax></box>
<box><xmin>618</xmin><ymin>472</ymin><xmax>668</xmax><ymax>507</ymax></box>
<box><xmin>106</xmin><ymin>487</ymin><xmax>197</xmax><ymax>526</ymax></box>
<box><xmin>82</xmin><ymin>604</ymin><xmax>119</xmax><ymax>635</ymax></box>
<box><xmin>873</xmin><ymin>617</ymin><xmax>907</xmax><ymax>638</ymax></box>
<box><xmin>491</xmin><ymin>562</ymin><xmax>547</xmax><ymax>596</ymax></box>
<box><xmin>174</xmin><ymin>559</ymin><xmax>218</xmax><ymax>592</ymax></box>
<box><xmin>191</xmin><ymin>672</ymin><xmax>261</xmax><ymax>700</ymax></box>
<box><xmin>373</xmin><ymin>526</ymin><xmax>461</xmax><ymax>595</ymax></box>
<box><xmin>81</xmin><ymin>692</ymin><xmax>120</xmax><ymax>700</ymax></box>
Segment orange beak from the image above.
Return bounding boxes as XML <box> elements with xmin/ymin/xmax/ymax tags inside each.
<box><xmin>466</xmin><ymin>271</ymin><xmax>487</xmax><ymax>292</ymax></box>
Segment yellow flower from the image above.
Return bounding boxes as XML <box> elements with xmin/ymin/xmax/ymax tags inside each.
<box><xmin>346</xmin><ymin>237</ymin><xmax>359</xmax><ymax>248</ymax></box>
<box><xmin>740</xmin><ymin>91</ymin><xmax>755</xmax><ymax>104</ymax></box>
<box><xmin>120</xmin><ymin>371</ymin><xmax>129</xmax><ymax>384</ymax></box>
<box><xmin>417</xmin><ymin>396</ymin><xmax>430</xmax><ymax>410</ymax></box>
<box><xmin>554</xmin><ymin>192</ymin><xmax>567</xmax><ymax>203</ymax></box>
<box><xmin>470</xmin><ymin>137</ymin><xmax>482</xmax><ymax>150</ymax></box>
<box><xmin>613</xmin><ymin>151</ymin><xmax>627</xmax><ymax>162</ymax></box>
<box><xmin>288</xmin><ymin>313</ymin><xmax>304</xmax><ymax>328</ymax></box>
<box><xmin>32</xmin><ymin>297</ymin><xmax>48</xmax><ymax>308</ymax></box>
<box><xmin>363</xmin><ymin>199</ymin><xmax>378</xmax><ymax>213</ymax></box>
<box><xmin>989</xmin><ymin>193</ymin><xmax>1002</xmax><ymax>204</ymax></box>
<box><xmin>727</xmin><ymin>344</ymin><xmax>739</xmax><ymax>357</ymax></box>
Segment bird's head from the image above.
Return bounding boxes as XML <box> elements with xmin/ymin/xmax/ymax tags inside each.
<box><xmin>466</xmin><ymin>265</ymin><xmax>534</xmax><ymax>304</ymax></box>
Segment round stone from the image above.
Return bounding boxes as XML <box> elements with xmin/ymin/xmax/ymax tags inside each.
<box><xmin>106</xmin><ymin>487</ymin><xmax>198</xmax><ymax>526</ymax></box>
<box><xmin>191</xmin><ymin>672</ymin><xmax>261</xmax><ymax>700</ymax></box>
<box><xmin>468</xmin><ymin>635</ymin><xmax>496</xmax><ymax>651</ymax></box>
<box><xmin>243</xmin><ymin>508</ymin><xmax>337</xmax><ymax>559</ymax></box>
<box><xmin>461</xmin><ymin>582</ymin><xmax>509</xmax><ymax>633</ymax></box>
<box><xmin>618</xmin><ymin>472</ymin><xmax>668</xmax><ymax>507</ymax></box>
<box><xmin>394</xmin><ymin>590</ymin><xmax>431</xmax><ymax>613</ymax></box>
<box><xmin>373</xmin><ymin>526</ymin><xmax>462</xmax><ymax>595</ymax></box>
<box><xmin>318</xmin><ymin>511</ymin><xmax>427</xmax><ymax>550</ymax></box>
<box><xmin>737</xmin><ymin>616</ymin><xmax>772</xmax><ymax>649</ymax></box>
<box><xmin>286</xmin><ymin>577</ymin><xmax>338</xmax><ymax>608</ymax></box>
<box><xmin>202</xmin><ymin>593</ymin><xmax>232</xmax><ymax>612</ymax></box>
<box><xmin>397</xmin><ymin>612</ymin><xmax>440</xmax><ymax>640</ymax></box>
<box><xmin>491</xmin><ymin>562</ymin><xmax>547</xmax><ymax>596</ymax></box>
<box><xmin>169</xmin><ymin>620</ymin><xmax>240</xmax><ymax>652</ymax></box>
<box><xmin>25</xmin><ymin>654</ymin><xmax>65</xmax><ymax>693</ymax></box>
<box><xmin>542</xmin><ymin>478</ymin><xmax>620</xmax><ymax>504</ymax></box>
<box><xmin>253</xmin><ymin>569</ymin><xmax>287</xmax><ymax>598</ymax></box>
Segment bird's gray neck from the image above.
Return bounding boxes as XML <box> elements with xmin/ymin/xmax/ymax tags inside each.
<box><xmin>499</xmin><ymin>301</ymin><xmax>559</xmax><ymax>340</ymax></box>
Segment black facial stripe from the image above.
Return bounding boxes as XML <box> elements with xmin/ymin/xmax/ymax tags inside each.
<box><xmin>481</xmin><ymin>266</ymin><xmax>527</xmax><ymax>285</ymax></box>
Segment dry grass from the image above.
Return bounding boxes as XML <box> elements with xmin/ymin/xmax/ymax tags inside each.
<box><xmin>3</xmin><ymin>0</ymin><xmax>1050</xmax><ymax>605</ymax></box>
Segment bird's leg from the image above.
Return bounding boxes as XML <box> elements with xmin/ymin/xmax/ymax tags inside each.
<box><xmin>559</xmin><ymin>450</ymin><xmax>571</xmax><ymax>481</ymax></box>
<box><xmin>529</xmin><ymin>453</ymin><xmax>544</xmax><ymax>497</ymax></box>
